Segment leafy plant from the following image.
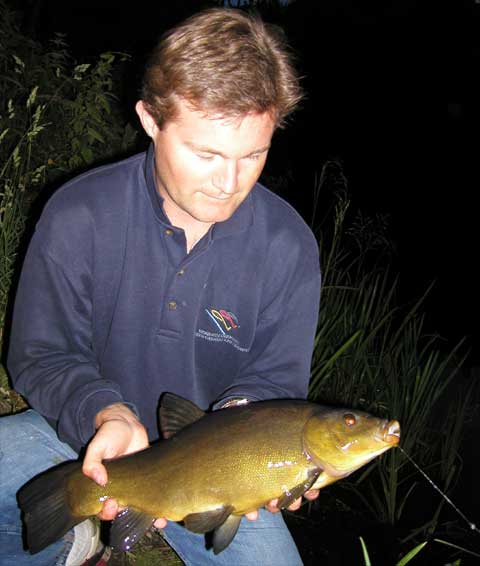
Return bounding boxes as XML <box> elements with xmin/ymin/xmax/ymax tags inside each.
<box><xmin>307</xmin><ymin>159</ymin><xmax>475</xmax><ymax>556</ymax></box>
<box><xmin>0</xmin><ymin>87</ymin><xmax>47</xmax><ymax>338</ymax></box>
<box><xmin>0</xmin><ymin>10</ymin><xmax>136</xmax><ymax>178</ymax></box>
<box><xmin>0</xmin><ymin>0</ymin><xmax>138</xmax><ymax>413</ymax></box>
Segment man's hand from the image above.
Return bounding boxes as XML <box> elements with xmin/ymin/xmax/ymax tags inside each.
<box><xmin>82</xmin><ymin>403</ymin><xmax>167</xmax><ymax>528</ymax></box>
<box><xmin>244</xmin><ymin>489</ymin><xmax>320</xmax><ymax>521</ymax></box>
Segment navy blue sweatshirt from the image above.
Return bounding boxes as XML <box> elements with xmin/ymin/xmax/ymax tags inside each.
<box><xmin>8</xmin><ymin>145</ymin><xmax>321</xmax><ymax>452</ymax></box>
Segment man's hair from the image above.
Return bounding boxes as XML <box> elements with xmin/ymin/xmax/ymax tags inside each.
<box><xmin>141</xmin><ymin>8</ymin><xmax>303</xmax><ymax>129</ymax></box>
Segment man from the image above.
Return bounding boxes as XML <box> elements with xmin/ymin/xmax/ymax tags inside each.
<box><xmin>1</xmin><ymin>8</ymin><xmax>321</xmax><ymax>565</ymax></box>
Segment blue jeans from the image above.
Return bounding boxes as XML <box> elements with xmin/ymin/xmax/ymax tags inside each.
<box><xmin>0</xmin><ymin>411</ymin><xmax>77</xmax><ymax>565</ymax></box>
<box><xmin>162</xmin><ymin>509</ymin><xmax>302</xmax><ymax>566</ymax></box>
<box><xmin>0</xmin><ymin>410</ymin><xmax>303</xmax><ymax>565</ymax></box>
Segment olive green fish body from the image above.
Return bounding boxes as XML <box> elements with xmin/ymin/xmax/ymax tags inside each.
<box><xmin>67</xmin><ymin>401</ymin><xmax>318</xmax><ymax>520</ymax></box>
<box><xmin>18</xmin><ymin>395</ymin><xmax>400</xmax><ymax>555</ymax></box>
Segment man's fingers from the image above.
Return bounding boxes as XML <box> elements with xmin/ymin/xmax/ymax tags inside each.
<box><xmin>286</xmin><ymin>497</ymin><xmax>302</xmax><ymax>511</ymax></box>
<box><xmin>304</xmin><ymin>489</ymin><xmax>320</xmax><ymax>501</ymax></box>
<box><xmin>265</xmin><ymin>499</ymin><xmax>281</xmax><ymax>513</ymax></box>
<box><xmin>244</xmin><ymin>510</ymin><xmax>259</xmax><ymax>521</ymax></box>
<box><xmin>97</xmin><ymin>497</ymin><xmax>119</xmax><ymax>521</ymax></box>
<box><xmin>82</xmin><ymin>460</ymin><xmax>108</xmax><ymax>487</ymax></box>
<box><xmin>264</xmin><ymin>490</ymin><xmax>319</xmax><ymax>514</ymax></box>
<box><xmin>153</xmin><ymin>517</ymin><xmax>168</xmax><ymax>529</ymax></box>
<box><xmin>83</xmin><ymin>434</ymin><xmax>110</xmax><ymax>486</ymax></box>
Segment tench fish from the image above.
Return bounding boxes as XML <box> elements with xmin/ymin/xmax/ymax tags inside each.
<box><xmin>18</xmin><ymin>393</ymin><xmax>400</xmax><ymax>555</ymax></box>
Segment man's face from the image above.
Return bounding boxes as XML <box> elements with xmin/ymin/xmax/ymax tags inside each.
<box><xmin>139</xmin><ymin>99</ymin><xmax>276</xmax><ymax>228</ymax></box>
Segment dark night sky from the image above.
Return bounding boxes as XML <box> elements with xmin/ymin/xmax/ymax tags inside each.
<box><xmin>10</xmin><ymin>0</ymin><xmax>478</xmax><ymax>365</ymax></box>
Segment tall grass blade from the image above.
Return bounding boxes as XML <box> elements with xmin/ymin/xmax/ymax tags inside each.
<box><xmin>396</xmin><ymin>541</ymin><xmax>428</xmax><ymax>565</ymax></box>
<box><xmin>359</xmin><ymin>537</ymin><xmax>372</xmax><ymax>566</ymax></box>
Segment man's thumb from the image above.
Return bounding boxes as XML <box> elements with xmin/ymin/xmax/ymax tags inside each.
<box><xmin>83</xmin><ymin>459</ymin><xmax>108</xmax><ymax>487</ymax></box>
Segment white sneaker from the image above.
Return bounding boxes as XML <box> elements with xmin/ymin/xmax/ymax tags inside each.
<box><xmin>65</xmin><ymin>519</ymin><xmax>103</xmax><ymax>566</ymax></box>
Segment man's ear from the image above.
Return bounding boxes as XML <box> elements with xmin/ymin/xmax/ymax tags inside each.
<box><xmin>135</xmin><ymin>100</ymin><xmax>158</xmax><ymax>139</ymax></box>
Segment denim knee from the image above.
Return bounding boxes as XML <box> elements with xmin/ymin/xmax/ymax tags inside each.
<box><xmin>162</xmin><ymin>508</ymin><xmax>303</xmax><ymax>565</ymax></box>
<box><xmin>0</xmin><ymin>410</ymin><xmax>78</xmax><ymax>566</ymax></box>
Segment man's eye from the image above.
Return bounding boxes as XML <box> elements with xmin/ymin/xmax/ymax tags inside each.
<box><xmin>249</xmin><ymin>154</ymin><xmax>262</xmax><ymax>161</ymax></box>
<box><xmin>197</xmin><ymin>153</ymin><xmax>214</xmax><ymax>161</ymax></box>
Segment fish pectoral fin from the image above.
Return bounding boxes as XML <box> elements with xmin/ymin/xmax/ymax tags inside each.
<box><xmin>277</xmin><ymin>468</ymin><xmax>320</xmax><ymax>509</ymax></box>
<box><xmin>310</xmin><ymin>471</ymin><xmax>338</xmax><ymax>490</ymax></box>
<box><xmin>213</xmin><ymin>514</ymin><xmax>242</xmax><ymax>554</ymax></box>
<box><xmin>110</xmin><ymin>507</ymin><xmax>155</xmax><ymax>552</ymax></box>
<box><xmin>184</xmin><ymin>505</ymin><xmax>234</xmax><ymax>534</ymax></box>
<box><xmin>159</xmin><ymin>393</ymin><xmax>206</xmax><ymax>439</ymax></box>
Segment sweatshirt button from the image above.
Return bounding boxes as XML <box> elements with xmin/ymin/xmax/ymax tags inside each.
<box><xmin>177</xmin><ymin>269</ymin><xmax>185</xmax><ymax>276</ymax></box>
<box><xmin>168</xmin><ymin>301</ymin><xmax>177</xmax><ymax>310</ymax></box>
<box><xmin>165</xmin><ymin>229</ymin><xmax>174</xmax><ymax>236</ymax></box>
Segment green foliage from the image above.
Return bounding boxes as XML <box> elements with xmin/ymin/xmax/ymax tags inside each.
<box><xmin>434</xmin><ymin>538</ymin><xmax>480</xmax><ymax>562</ymax></box>
<box><xmin>123</xmin><ymin>530</ymin><xmax>183</xmax><ymax>565</ymax></box>
<box><xmin>0</xmin><ymin>362</ymin><xmax>26</xmax><ymax>413</ymax></box>
<box><xmin>360</xmin><ymin>536</ymin><xmax>480</xmax><ymax>566</ymax></box>
<box><xmin>308</xmin><ymin>160</ymin><xmax>477</xmax><ymax>560</ymax></box>
<box><xmin>0</xmin><ymin>0</ymin><xmax>137</xmax><ymax>411</ymax></box>
<box><xmin>0</xmin><ymin>87</ymin><xmax>47</xmax><ymax>338</ymax></box>
<box><xmin>0</xmin><ymin>3</ymin><xmax>137</xmax><ymax>179</ymax></box>
<box><xmin>360</xmin><ymin>536</ymin><xmax>428</xmax><ymax>565</ymax></box>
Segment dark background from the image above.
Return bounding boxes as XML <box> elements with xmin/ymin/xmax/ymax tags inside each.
<box><xmin>8</xmin><ymin>0</ymin><xmax>478</xmax><ymax>366</ymax></box>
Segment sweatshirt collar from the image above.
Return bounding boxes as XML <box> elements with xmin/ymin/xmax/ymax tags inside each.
<box><xmin>144</xmin><ymin>143</ymin><xmax>254</xmax><ymax>241</ymax></box>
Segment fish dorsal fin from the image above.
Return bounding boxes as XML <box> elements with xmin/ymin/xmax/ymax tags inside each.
<box><xmin>159</xmin><ymin>393</ymin><xmax>206</xmax><ymax>439</ymax></box>
<box><xmin>110</xmin><ymin>507</ymin><xmax>155</xmax><ymax>552</ymax></box>
<box><xmin>184</xmin><ymin>505</ymin><xmax>234</xmax><ymax>534</ymax></box>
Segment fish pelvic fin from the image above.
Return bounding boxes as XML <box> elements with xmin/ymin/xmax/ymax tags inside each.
<box><xmin>183</xmin><ymin>505</ymin><xmax>234</xmax><ymax>534</ymax></box>
<box><xmin>213</xmin><ymin>514</ymin><xmax>242</xmax><ymax>554</ymax></box>
<box><xmin>110</xmin><ymin>507</ymin><xmax>155</xmax><ymax>552</ymax></box>
<box><xmin>159</xmin><ymin>393</ymin><xmax>206</xmax><ymax>439</ymax></box>
<box><xmin>17</xmin><ymin>460</ymin><xmax>85</xmax><ymax>554</ymax></box>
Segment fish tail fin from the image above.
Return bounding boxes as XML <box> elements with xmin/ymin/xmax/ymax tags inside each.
<box><xmin>17</xmin><ymin>460</ymin><xmax>86</xmax><ymax>554</ymax></box>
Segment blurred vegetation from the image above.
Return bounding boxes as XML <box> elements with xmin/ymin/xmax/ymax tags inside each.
<box><xmin>123</xmin><ymin>530</ymin><xmax>183</xmax><ymax>566</ymax></box>
<box><xmin>1</xmin><ymin>1</ymin><xmax>479</xmax><ymax>564</ymax></box>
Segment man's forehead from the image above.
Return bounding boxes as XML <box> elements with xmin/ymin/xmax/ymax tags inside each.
<box><xmin>183</xmin><ymin>139</ymin><xmax>271</xmax><ymax>159</ymax></box>
<box><xmin>164</xmin><ymin>101</ymin><xmax>274</xmax><ymax>154</ymax></box>
<box><xmin>171</xmin><ymin>97</ymin><xmax>276</xmax><ymax>129</ymax></box>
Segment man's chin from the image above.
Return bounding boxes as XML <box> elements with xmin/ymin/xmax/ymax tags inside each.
<box><xmin>195</xmin><ymin>213</ymin><xmax>234</xmax><ymax>224</ymax></box>
<box><xmin>192</xmin><ymin>204</ymin><xmax>240</xmax><ymax>224</ymax></box>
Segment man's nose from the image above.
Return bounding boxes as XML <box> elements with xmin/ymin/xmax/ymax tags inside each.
<box><xmin>213</xmin><ymin>160</ymin><xmax>239</xmax><ymax>194</ymax></box>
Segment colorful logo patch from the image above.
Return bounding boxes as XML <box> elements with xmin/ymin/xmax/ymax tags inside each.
<box><xmin>195</xmin><ymin>308</ymin><xmax>247</xmax><ymax>352</ymax></box>
<box><xmin>205</xmin><ymin>308</ymin><xmax>239</xmax><ymax>335</ymax></box>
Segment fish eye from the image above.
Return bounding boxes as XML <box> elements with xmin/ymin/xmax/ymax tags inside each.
<box><xmin>344</xmin><ymin>413</ymin><xmax>356</xmax><ymax>427</ymax></box>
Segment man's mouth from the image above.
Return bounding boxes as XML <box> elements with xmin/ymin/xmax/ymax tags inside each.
<box><xmin>202</xmin><ymin>192</ymin><xmax>233</xmax><ymax>201</ymax></box>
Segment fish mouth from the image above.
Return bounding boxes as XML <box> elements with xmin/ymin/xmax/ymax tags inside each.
<box><xmin>380</xmin><ymin>419</ymin><xmax>401</xmax><ymax>445</ymax></box>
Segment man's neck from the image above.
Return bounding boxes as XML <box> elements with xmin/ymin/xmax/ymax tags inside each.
<box><xmin>163</xmin><ymin>200</ymin><xmax>213</xmax><ymax>254</ymax></box>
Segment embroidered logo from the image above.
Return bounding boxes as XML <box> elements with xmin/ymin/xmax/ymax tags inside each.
<box><xmin>195</xmin><ymin>308</ymin><xmax>247</xmax><ymax>352</ymax></box>
<box><xmin>205</xmin><ymin>308</ymin><xmax>239</xmax><ymax>335</ymax></box>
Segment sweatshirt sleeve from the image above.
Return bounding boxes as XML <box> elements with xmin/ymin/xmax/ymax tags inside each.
<box><xmin>7</xmin><ymin>194</ymin><xmax>125</xmax><ymax>451</ymax></box>
<box><xmin>215</xmin><ymin>230</ymin><xmax>321</xmax><ymax>406</ymax></box>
